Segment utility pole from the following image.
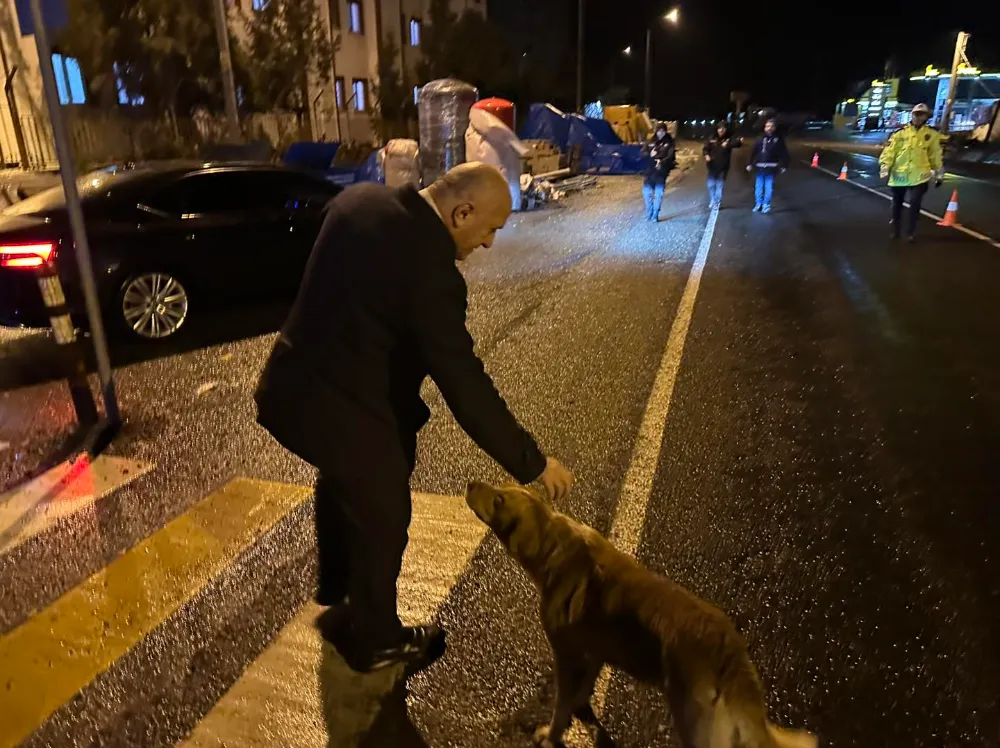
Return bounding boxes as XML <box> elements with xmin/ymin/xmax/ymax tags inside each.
<box><xmin>644</xmin><ymin>26</ymin><xmax>652</xmax><ymax>113</ymax></box>
<box><xmin>28</xmin><ymin>0</ymin><xmax>120</xmax><ymax>429</ymax></box>
<box><xmin>0</xmin><ymin>32</ymin><xmax>28</xmax><ymax>168</ymax></box>
<box><xmin>575</xmin><ymin>0</ymin><xmax>584</xmax><ymax>112</ymax></box>
<box><xmin>941</xmin><ymin>31</ymin><xmax>969</xmax><ymax>134</ymax></box>
<box><xmin>212</xmin><ymin>0</ymin><xmax>241</xmax><ymax>142</ymax></box>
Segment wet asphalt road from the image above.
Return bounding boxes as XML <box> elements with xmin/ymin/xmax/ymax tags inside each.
<box><xmin>2</xmin><ymin>150</ymin><xmax>1000</xmax><ymax>747</ymax></box>
<box><xmin>794</xmin><ymin>140</ymin><xmax>1000</xmax><ymax>241</ymax></box>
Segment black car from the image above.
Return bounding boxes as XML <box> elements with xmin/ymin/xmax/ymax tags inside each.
<box><xmin>0</xmin><ymin>161</ymin><xmax>343</xmax><ymax>341</ymax></box>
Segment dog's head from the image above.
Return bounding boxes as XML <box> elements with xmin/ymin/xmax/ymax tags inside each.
<box><xmin>465</xmin><ymin>481</ymin><xmax>550</xmax><ymax>563</ymax></box>
<box><xmin>466</xmin><ymin>481</ymin><xmax>591</xmax><ymax>627</ymax></box>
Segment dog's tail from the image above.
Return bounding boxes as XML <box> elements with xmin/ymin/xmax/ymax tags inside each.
<box><xmin>721</xmin><ymin>660</ymin><xmax>818</xmax><ymax>748</ymax></box>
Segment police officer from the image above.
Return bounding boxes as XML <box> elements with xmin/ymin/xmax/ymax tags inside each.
<box><xmin>878</xmin><ymin>103</ymin><xmax>943</xmax><ymax>242</ymax></box>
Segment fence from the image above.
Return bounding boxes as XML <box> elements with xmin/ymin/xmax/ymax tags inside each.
<box><xmin>0</xmin><ymin>108</ymin><xmax>310</xmax><ymax>171</ymax></box>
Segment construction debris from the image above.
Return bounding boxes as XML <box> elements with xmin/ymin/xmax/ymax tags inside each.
<box><xmin>518</xmin><ymin>171</ymin><xmax>599</xmax><ymax>210</ymax></box>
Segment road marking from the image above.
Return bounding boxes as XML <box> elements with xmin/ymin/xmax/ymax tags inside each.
<box><xmin>0</xmin><ymin>477</ymin><xmax>312</xmax><ymax>748</ymax></box>
<box><xmin>0</xmin><ymin>454</ymin><xmax>153</xmax><ymax>554</ymax></box>
<box><xmin>574</xmin><ymin>205</ymin><xmax>721</xmax><ymax>743</ymax></box>
<box><xmin>178</xmin><ymin>492</ymin><xmax>486</xmax><ymax>748</ymax></box>
<box><xmin>810</xmin><ymin>163</ymin><xmax>1000</xmax><ymax>249</ymax></box>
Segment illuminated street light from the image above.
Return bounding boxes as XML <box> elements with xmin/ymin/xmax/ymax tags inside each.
<box><xmin>623</xmin><ymin>46</ymin><xmax>632</xmax><ymax>56</ymax></box>
<box><xmin>645</xmin><ymin>7</ymin><xmax>681</xmax><ymax>112</ymax></box>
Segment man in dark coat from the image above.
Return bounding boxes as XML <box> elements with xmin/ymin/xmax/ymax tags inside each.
<box><xmin>254</xmin><ymin>162</ymin><xmax>574</xmax><ymax>676</ymax></box>
<box><xmin>641</xmin><ymin>122</ymin><xmax>676</xmax><ymax>222</ymax></box>
<box><xmin>703</xmin><ymin>120</ymin><xmax>742</xmax><ymax>209</ymax></box>
<box><xmin>746</xmin><ymin>118</ymin><xmax>789</xmax><ymax>213</ymax></box>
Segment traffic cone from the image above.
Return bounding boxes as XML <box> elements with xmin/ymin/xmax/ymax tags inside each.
<box><xmin>937</xmin><ymin>189</ymin><xmax>960</xmax><ymax>226</ymax></box>
<box><xmin>811</xmin><ymin>152</ymin><xmax>819</xmax><ymax>168</ymax></box>
<box><xmin>838</xmin><ymin>163</ymin><xmax>848</xmax><ymax>180</ymax></box>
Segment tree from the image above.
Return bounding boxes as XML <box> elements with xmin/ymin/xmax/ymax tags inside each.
<box><xmin>417</xmin><ymin>1</ymin><xmax>514</xmax><ymax>96</ymax></box>
<box><xmin>241</xmin><ymin>0</ymin><xmax>333</xmax><ymax>125</ymax></box>
<box><xmin>371</xmin><ymin>34</ymin><xmax>416</xmax><ymax>143</ymax></box>
<box><xmin>60</xmin><ymin>0</ymin><xmax>243</xmax><ymax>122</ymax></box>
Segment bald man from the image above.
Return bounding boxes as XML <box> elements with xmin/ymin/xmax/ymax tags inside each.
<box><xmin>254</xmin><ymin>162</ymin><xmax>573</xmax><ymax>675</ymax></box>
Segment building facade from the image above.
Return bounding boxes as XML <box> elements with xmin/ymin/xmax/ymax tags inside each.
<box><xmin>0</xmin><ymin>0</ymin><xmax>486</xmax><ymax>168</ymax></box>
<box><xmin>281</xmin><ymin>0</ymin><xmax>486</xmax><ymax>144</ymax></box>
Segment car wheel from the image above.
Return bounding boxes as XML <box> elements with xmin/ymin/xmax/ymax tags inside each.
<box><xmin>119</xmin><ymin>271</ymin><xmax>190</xmax><ymax>341</ymax></box>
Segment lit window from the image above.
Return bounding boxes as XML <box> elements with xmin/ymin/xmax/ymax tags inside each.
<box><xmin>113</xmin><ymin>62</ymin><xmax>145</xmax><ymax>106</ymax></box>
<box><xmin>352</xmin><ymin>79</ymin><xmax>367</xmax><ymax>112</ymax></box>
<box><xmin>335</xmin><ymin>77</ymin><xmax>345</xmax><ymax>109</ymax></box>
<box><xmin>413</xmin><ymin>85</ymin><xmax>420</xmax><ymax>105</ymax></box>
<box><xmin>348</xmin><ymin>1</ymin><xmax>362</xmax><ymax>33</ymax></box>
<box><xmin>409</xmin><ymin>18</ymin><xmax>421</xmax><ymax>47</ymax></box>
<box><xmin>52</xmin><ymin>53</ymin><xmax>86</xmax><ymax>105</ymax></box>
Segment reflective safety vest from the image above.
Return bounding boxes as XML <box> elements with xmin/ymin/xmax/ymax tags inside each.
<box><xmin>879</xmin><ymin>125</ymin><xmax>943</xmax><ymax>187</ymax></box>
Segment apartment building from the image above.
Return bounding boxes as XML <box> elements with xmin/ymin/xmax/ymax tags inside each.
<box><xmin>232</xmin><ymin>0</ymin><xmax>486</xmax><ymax>144</ymax></box>
<box><xmin>0</xmin><ymin>0</ymin><xmax>485</xmax><ymax>167</ymax></box>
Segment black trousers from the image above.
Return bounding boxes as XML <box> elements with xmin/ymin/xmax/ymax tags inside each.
<box><xmin>890</xmin><ymin>182</ymin><xmax>929</xmax><ymax>237</ymax></box>
<box><xmin>314</xmin><ymin>426</ymin><xmax>417</xmax><ymax>653</ymax></box>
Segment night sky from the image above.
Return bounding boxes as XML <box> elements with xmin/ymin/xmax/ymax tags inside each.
<box><xmin>493</xmin><ymin>0</ymin><xmax>1000</xmax><ymax>119</ymax></box>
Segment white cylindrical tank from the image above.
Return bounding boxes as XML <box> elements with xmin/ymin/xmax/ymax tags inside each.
<box><xmin>418</xmin><ymin>78</ymin><xmax>478</xmax><ymax>185</ymax></box>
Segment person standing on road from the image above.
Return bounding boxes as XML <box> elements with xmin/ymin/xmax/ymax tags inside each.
<box><xmin>254</xmin><ymin>162</ymin><xmax>574</xmax><ymax>676</ymax></box>
<box><xmin>642</xmin><ymin>122</ymin><xmax>676</xmax><ymax>222</ymax></box>
<box><xmin>703</xmin><ymin>120</ymin><xmax>742</xmax><ymax>209</ymax></box>
<box><xmin>746</xmin><ymin>118</ymin><xmax>789</xmax><ymax>213</ymax></box>
<box><xmin>878</xmin><ymin>103</ymin><xmax>943</xmax><ymax>242</ymax></box>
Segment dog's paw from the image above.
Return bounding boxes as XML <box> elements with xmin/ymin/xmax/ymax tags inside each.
<box><xmin>533</xmin><ymin>725</ymin><xmax>563</xmax><ymax>748</ymax></box>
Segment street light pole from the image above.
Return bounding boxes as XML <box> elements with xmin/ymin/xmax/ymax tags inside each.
<box><xmin>643</xmin><ymin>8</ymin><xmax>679</xmax><ymax>117</ymax></box>
<box><xmin>941</xmin><ymin>31</ymin><xmax>969</xmax><ymax>135</ymax></box>
<box><xmin>212</xmin><ymin>0</ymin><xmax>241</xmax><ymax>142</ymax></box>
<box><xmin>576</xmin><ymin>0</ymin><xmax>584</xmax><ymax>112</ymax></box>
<box><xmin>644</xmin><ymin>26</ymin><xmax>652</xmax><ymax>113</ymax></box>
<box><xmin>28</xmin><ymin>0</ymin><xmax>119</xmax><ymax>428</ymax></box>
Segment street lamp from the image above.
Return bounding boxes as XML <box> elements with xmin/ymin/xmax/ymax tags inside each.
<box><xmin>645</xmin><ymin>6</ymin><xmax>680</xmax><ymax>113</ymax></box>
<box><xmin>623</xmin><ymin>46</ymin><xmax>632</xmax><ymax>57</ymax></box>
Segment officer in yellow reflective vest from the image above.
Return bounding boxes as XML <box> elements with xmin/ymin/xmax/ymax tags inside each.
<box><xmin>878</xmin><ymin>103</ymin><xmax>943</xmax><ymax>242</ymax></box>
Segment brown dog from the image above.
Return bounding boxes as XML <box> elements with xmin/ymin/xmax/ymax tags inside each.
<box><xmin>465</xmin><ymin>481</ymin><xmax>818</xmax><ymax>748</ymax></box>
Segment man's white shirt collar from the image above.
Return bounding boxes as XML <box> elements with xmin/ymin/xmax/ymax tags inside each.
<box><xmin>419</xmin><ymin>188</ymin><xmax>445</xmax><ymax>224</ymax></box>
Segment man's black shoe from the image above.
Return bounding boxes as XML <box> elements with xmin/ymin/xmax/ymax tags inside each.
<box><xmin>315</xmin><ymin>588</ymin><xmax>347</xmax><ymax>607</ymax></box>
<box><xmin>342</xmin><ymin>625</ymin><xmax>448</xmax><ymax>676</ymax></box>
<box><xmin>315</xmin><ymin>604</ymin><xmax>352</xmax><ymax>651</ymax></box>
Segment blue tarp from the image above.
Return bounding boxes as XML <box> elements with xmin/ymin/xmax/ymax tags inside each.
<box><xmin>578</xmin><ymin>143</ymin><xmax>650</xmax><ymax>175</ymax></box>
<box><xmin>355</xmin><ymin>149</ymin><xmax>384</xmax><ymax>183</ymax></box>
<box><xmin>284</xmin><ymin>142</ymin><xmax>340</xmax><ymax>171</ymax></box>
<box><xmin>565</xmin><ymin>115</ymin><xmax>648</xmax><ymax>174</ymax></box>
<box><xmin>567</xmin><ymin>114</ymin><xmax>623</xmax><ymax>146</ymax></box>
<box><xmin>518</xmin><ymin>103</ymin><xmax>571</xmax><ymax>150</ymax></box>
<box><xmin>282</xmin><ymin>142</ymin><xmax>385</xmax><ymax>185</ymax></box>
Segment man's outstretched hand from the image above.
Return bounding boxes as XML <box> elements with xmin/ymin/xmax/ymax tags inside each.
<box><xmin>538</xmin><ymin>456</ymin><xmax>574</xmax><ymax>502</ymax></box>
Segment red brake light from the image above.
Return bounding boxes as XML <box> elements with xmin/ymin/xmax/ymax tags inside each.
<box><xmin>0</xmin><ymin>243</ymin><xmax>55</xmax><ymax>269</ymax></box>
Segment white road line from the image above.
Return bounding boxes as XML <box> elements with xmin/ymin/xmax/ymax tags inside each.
<box><xmin>824</xmin><ymin>149</ymin><xmax>1000</xmax><ymax>188</ymax></box>
<box><xmin>809</xmin><ymin>163</ymin><xmax>1000</xmax><ymax>250</ymax></box>
<box><xmin>572</xmin><ymin>205</ymin><xmax>721</xmax><ymax>745</ymax></box>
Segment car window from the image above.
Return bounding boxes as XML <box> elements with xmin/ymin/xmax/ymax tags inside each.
<box><xmin>145</xmin><ymin>171</ymin><xmax>293</xmax><ymax>217</ymax></box>
<box><xmin>275</xmin><ymin>173</ymin><xmax>342</xmax><ymax>211</ymax></box>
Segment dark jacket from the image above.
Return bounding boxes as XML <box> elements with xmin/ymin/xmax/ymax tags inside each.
<box><xmin>749</xmin><ymin>134</ymin><xmax>789</xmax><ymax>174</ymax></box>
<box><xmin>643</xmin><ymin>132</ymin><xmax>676</xmax><ymax>186</ymax></box>
<box><xmin>254</xmin><ymin>183</ymin><xmax>546</xmax><ymax>485</ymax></box>
<box><xmin>703</xmin><ymin>130</ymin><xmax>742</xmax><ymax>178</ymax></box>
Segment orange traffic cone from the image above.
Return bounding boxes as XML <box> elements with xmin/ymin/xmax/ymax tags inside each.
<box><xmin>937</xmin><ymin>189</ymin><xmax>960</xmax><ymax>226</ymax></box>
<box><xmin>811</xmin><ymin>152</ymin><xmax>819</xmax><ymax>168</ymax></box>
<box><xmin>838</xmin><ymin>163</ymin><xmax>848</xmax><ymax>180</ymax></box>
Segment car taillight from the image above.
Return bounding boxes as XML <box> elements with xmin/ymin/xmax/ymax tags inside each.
<box><xmin>0</xmin><ymin>242</ymin><xmax>55</xmax><ymax>269</ymax></box>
